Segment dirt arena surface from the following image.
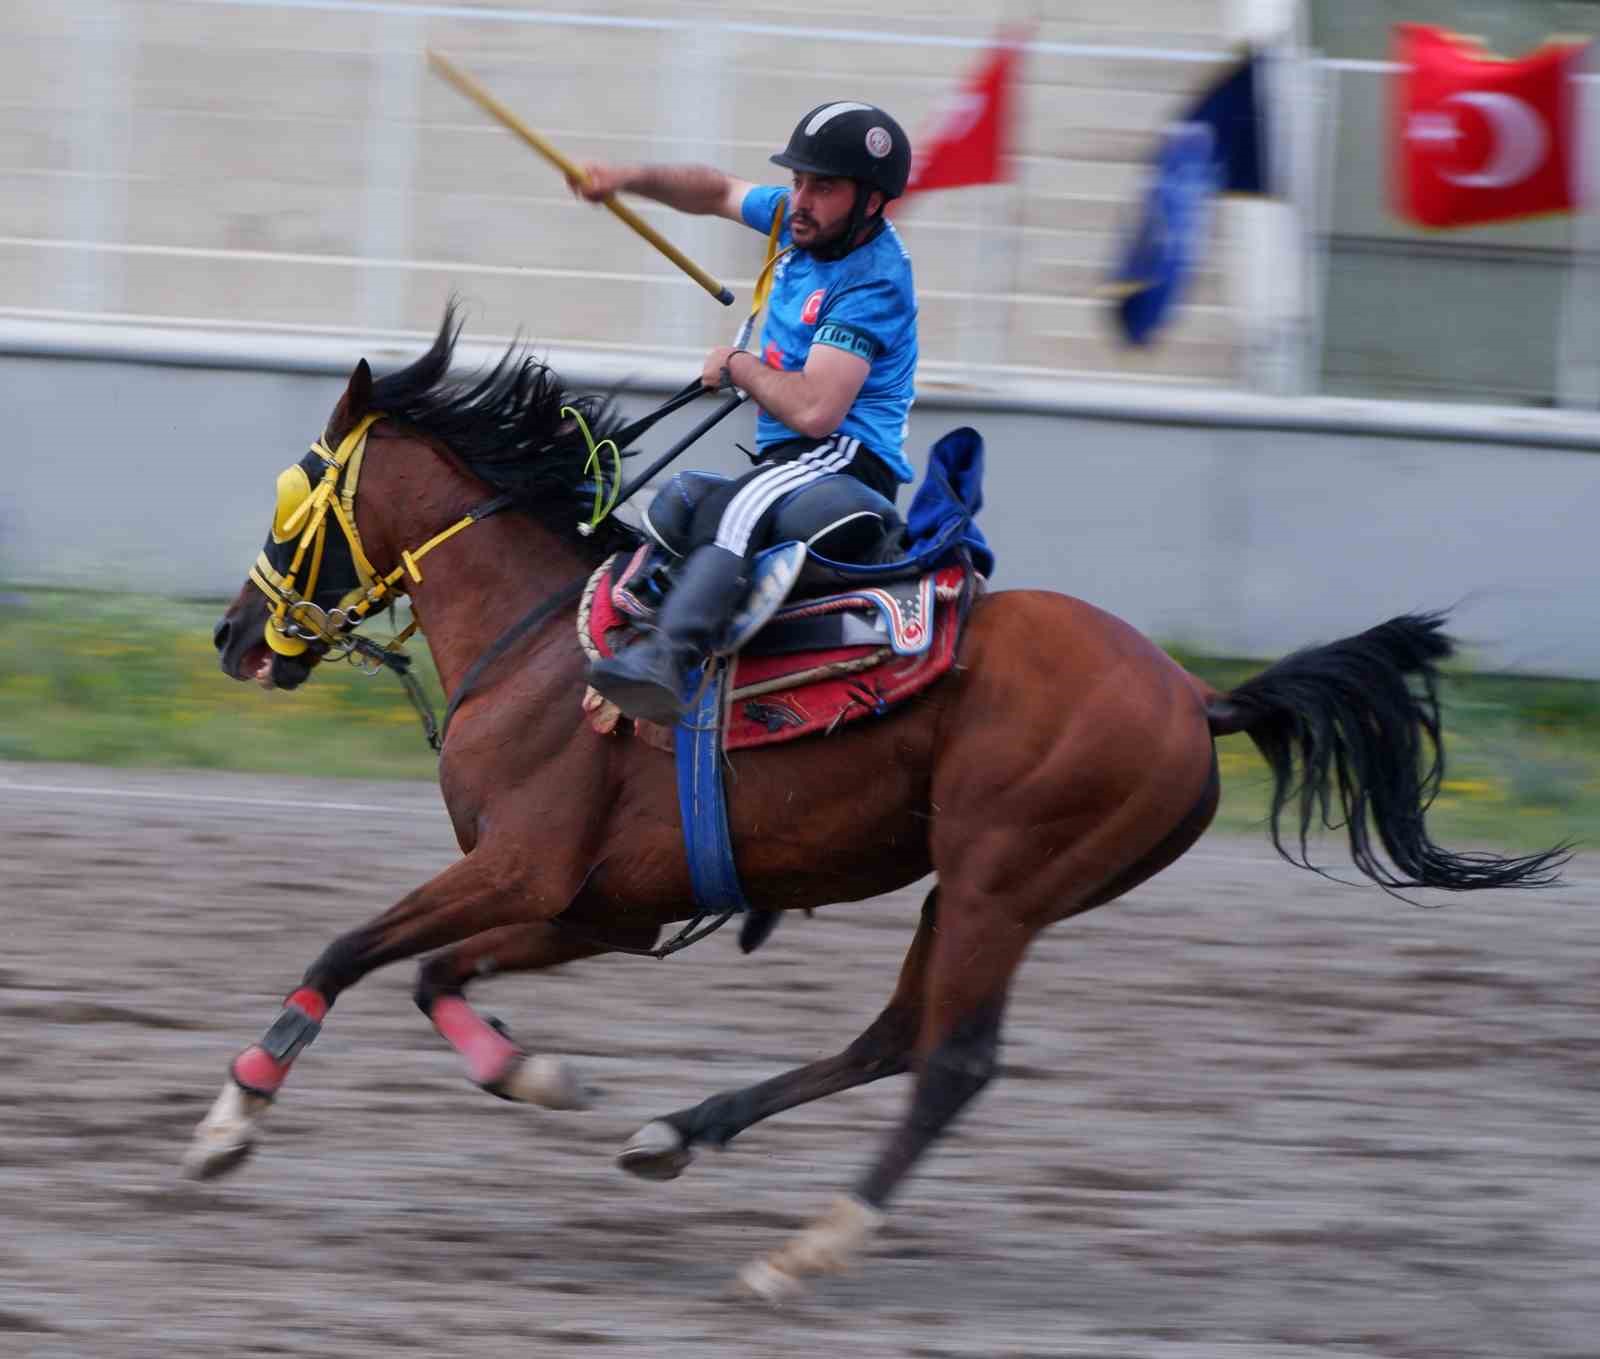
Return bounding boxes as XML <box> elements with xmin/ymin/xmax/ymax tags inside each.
<box><xmin>2</xmin><ymin>761</ymin><xmax>1598</xmax><ymax>1358</ymax></box>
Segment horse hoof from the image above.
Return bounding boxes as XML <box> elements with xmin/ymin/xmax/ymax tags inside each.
<box><xmin>181</xmin><ymin>1079</ymin><xmax>269</xmax><ymax>1181</ymax></box>
<box><xmin>735</xmin><ymin>1194</ymin><xmax>883</xmax><ymax>1299</ymax></box>
<box><xmin>616</xmin><ymin>1119</ymin><xmax>694</xmax><ymax>1181</ymax></box>
<box><xmin>180</xmin><ymin>1136</ymin><xmax>256</xmax><ymax>1181</ymax></box>
<box><xmin>488</xmin><ymin>1055</ymin><xmax>589</xmax><ymax>1110</ymax></box>
<box><xmin>736</xmin><ymin>1258</ymin><xmax>805</xmax><ymax>1303</ymax></box>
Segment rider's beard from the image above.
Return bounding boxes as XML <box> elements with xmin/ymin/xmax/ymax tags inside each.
<box><xmin>792</xmin><ymin>211</ymin><xmax>851</xmax><ymax>253</ymax></box>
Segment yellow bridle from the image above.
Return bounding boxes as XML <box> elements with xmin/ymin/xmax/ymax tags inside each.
<box><xmin>249</xmin><ymin>413</ymin><xmax>493</xmax><ymax>658</ymax></box>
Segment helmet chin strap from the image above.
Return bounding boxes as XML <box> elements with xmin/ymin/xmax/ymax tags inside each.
<box><xmin>805</xmin><ymin>182</ymin><xmax>884</xmax><ymax>262</ymax></box>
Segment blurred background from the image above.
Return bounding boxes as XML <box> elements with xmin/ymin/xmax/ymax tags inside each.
<box><xmin>9</xmin><ymin>1</ymin><xmax>1600</xmax><ymax>393</ymax></box>
<box><xmin>4</xmin><ymin>11</ymin><xmax>1600</xmax><ymax>1350</ymax></box>
<box><xmin>0</xmin><ymin>0</ymin><xmax>1596</xmax><ymax>835</ymax></box>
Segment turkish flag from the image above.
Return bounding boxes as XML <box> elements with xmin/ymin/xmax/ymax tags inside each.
<box><xmin>899</xmin><ymin>37</ymin><xmax>1024</xmax><ymax>199</ymax></box>
<box><xmin>1394</xmin><ymin>24</ymin><xmax>1588</xmax><ymax>228</ymax></box>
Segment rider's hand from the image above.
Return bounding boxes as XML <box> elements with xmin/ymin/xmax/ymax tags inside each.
<box><xmin>702</xmin><ymin>345</ymin><xmax>745</xmax><ymax>391</ymax></box>
<box><xmin>567</xmin><ymin>162</ymin><xmax>633</xmax><ymax>203</ymax></box>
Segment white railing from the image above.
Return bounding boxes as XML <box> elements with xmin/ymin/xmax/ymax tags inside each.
<box><xmin>6</xmin><ymin>2</ymin><xmax>1599</xmax><ymax>411</ymax></box>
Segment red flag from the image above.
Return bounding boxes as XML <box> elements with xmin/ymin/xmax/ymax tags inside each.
<box><xmin>899</xmin><ymin>37</ymin><xmax>1024</xmax><ymax>199</ymax></box>
<box><xmin>1393</xmin><ymin>24</ymin><xmax>1588</xmax><ymax>228</ymax></box>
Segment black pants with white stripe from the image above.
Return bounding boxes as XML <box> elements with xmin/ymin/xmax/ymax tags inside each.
<box><xmin>686</xmin><ymin>435</ymin><xmax>900</xmax><ymax>567</ymax></box>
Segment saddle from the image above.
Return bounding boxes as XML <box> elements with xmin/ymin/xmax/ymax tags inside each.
<box><xmin>579</xmin><ymin>543</ymin><xmax>973</xmax><ymax>751</ymax></box>
<box><xmin>575</xmin><ymin>426</ymin><xmax>991</xmax><ymax>948</ymax></box>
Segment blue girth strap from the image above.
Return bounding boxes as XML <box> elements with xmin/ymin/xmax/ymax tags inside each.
<box><xmin>674</xmin><ymin>660</ymin><xmax>752</xmax><ymax>915</ymax></box>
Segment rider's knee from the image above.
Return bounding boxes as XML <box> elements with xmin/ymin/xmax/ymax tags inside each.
<box><xmin>643</xmin><ymin>471</ymin><xmax>727</xmax><ymax>557</ymax></box>
<box><xmin>771</xmin><ymin>476</ymin><xmax>900</xmax><ymax>562</ymax></box>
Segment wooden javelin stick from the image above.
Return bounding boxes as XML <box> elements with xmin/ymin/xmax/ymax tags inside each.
<box><xmin>426</xmin><ymin>49</ymin><xmax>736</xmax><ymax>307</ymax></box>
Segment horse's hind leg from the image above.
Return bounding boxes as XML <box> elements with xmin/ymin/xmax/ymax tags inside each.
<box><xmin>737</xmin><ymin>891</ymin><xmax>1032</xmax><ymax>1301</ymax></box>
<box><xmin>617</xmin><ymin>890</ymin><xmax>938</xmax><ymax>1181</ymax></box>
<box><xmin>414</xmin><ymin>920</ymin><xmax>658</xmax><ymax>1111</ymax></box>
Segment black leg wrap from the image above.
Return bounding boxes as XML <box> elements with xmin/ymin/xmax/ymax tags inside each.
<box><xmin>664</xmin><ymin>1001</ymin><xmax>918</xmax><ymax>1153</ymax></box>
<box><xmin>259</xmin><ymin>1006</ymin><xmax>322</xmax><ymax>1063</ymax></box>
<box><xmin>302</xmin><ymin>929</ymin><xmax>373</xmax><ymax>997</ymax></box>
<box><xmin>412</xmin><ymin>956</ymin><xmax>459</xmax><ymax>1016</ymax></box>
<box><xmin>855</xmin><ymin>1002</ymin><xmax>1002</xmax><ymax>1209</ymax></box>
<box><xmin>670</xmin><ymin>1088</ymin><xmax>761</xmax><ymax>1150</ymax></box>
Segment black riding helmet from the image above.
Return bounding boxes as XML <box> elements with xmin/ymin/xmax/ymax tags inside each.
<box><xmin>770</xmin><ymin>102</ymin><xmax>912</xmax><ymax>259</ymax></box>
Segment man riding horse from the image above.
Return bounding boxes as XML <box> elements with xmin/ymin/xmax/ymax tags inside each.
<box><xmin>571</xmin><ymin>100</ymin><xmax>919</xmax><ymax>725</ymax></box>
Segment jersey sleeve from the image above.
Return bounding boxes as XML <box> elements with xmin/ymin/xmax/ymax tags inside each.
<box><xmin>811</xmin><ymin>276</ymin><xmax>906</xmax><ymax>363</ymax></box>
<box><xmin>740</xmin><ymin>185</ymin><xmax>789</xmax><ymax>235</ymax></box>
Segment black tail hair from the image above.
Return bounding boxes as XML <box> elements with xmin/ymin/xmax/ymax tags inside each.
<box><xmin>1208</xmin><ymin>612</ymin><xmax>1568</xmax><ymax>892</ymax></box>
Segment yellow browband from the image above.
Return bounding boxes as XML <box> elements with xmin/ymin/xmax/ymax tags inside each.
<box><xmin>250</xmin><ymin>414</ymin><xmax>488</xmax><ymax>657</ymax></box>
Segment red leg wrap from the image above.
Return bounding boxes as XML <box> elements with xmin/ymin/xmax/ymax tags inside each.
<box><xmin>430</xmin><ymin>995</ymin><xmax>520</xmax><ymax>1086</ymax></box>
<box><xmin>231</xmin><ymin>988</ymin><xmax>330</xmax><ymax>1096</ymax></box>
<box><xmin>232</xmin><ymin>1046</ymin><xmax>289</xmax><ymax>1096</ymax></box>
<box><xmin>284</xmin><ymin>987</ymin><xmax>329</xmax><ymax>1023</ymax></box>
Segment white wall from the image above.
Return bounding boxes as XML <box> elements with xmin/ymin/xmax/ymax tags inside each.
<box><xmin>0</xmin><ymin>0</ymin><xmax>1239</xmax><ymax>384</ymax></box>
<box><xmin>5</xmin><ymin>343</ymin><xmax>1596</xmax><ymax>677</ymax></box>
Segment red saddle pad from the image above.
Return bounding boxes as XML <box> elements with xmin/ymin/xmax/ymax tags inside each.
<box><xmin>580</xmin><ymin>556</ymin><xmax>970</xmax><ymax>751</ymax></box>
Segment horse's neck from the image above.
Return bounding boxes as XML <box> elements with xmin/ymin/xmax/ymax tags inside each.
<box><xmin>404</xmin><ymin>516</ymin><xmax>591</xmax><ymax>703</ymax></box>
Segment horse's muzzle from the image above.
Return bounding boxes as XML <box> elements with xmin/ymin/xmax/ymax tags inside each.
<box><xmin>214</xmin><ymin>594</ymin><xmax>315</xmax><ymax>690</ymax></box>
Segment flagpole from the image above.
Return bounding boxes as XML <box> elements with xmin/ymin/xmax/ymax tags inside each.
<box><xmin>1223</xmin><ymin>0</ymin><xmax>1301</xmax><ymax>394</ymax></box>
<box><xmin>1253</xmin><ymin>21</ymin><xmax>1304</xmax><ymax>395</ymax></box>
<box><xmin>1557</xmin><ymin>56</ymin><xmax>1600</xmax><ymax>409</ymax></box>
<box><xmin>1308</xmin><ymin>57</ymin><xmax>1341</xmax><ymax>400</ymax></box>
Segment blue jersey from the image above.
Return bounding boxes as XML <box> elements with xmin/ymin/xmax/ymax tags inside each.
<box><xmin>739</xmin><ymin>184</ymin><xmax>918</xmax><ymax>483</ymax></box>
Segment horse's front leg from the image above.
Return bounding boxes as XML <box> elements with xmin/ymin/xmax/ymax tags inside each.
<box><xmin>413</xmin><ymin>919</ymin><xmax>660</xmax><ymax>1110</ymax></box>
<box><xmin>181</xmin><ymin>852</ymin><xmax>564</xmax><ymax>1180</ymax></box>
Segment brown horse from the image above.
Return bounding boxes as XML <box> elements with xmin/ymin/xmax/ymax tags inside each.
<box><xmin>192</xmin><ymin>311</ymin><xmax>1564</xmax><ymax>1299</ymax></box>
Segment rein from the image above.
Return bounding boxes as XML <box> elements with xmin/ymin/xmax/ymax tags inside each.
<box><xmin>437</xmin><ymin>577</ymin><xmax>587</xmax><ymax>747</ymax></box>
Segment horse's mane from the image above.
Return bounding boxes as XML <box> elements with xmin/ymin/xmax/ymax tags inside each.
<box><xmin>370</xmin><ymin>301</ymin><xmax>641</xmax><ymax>559</ymax></box>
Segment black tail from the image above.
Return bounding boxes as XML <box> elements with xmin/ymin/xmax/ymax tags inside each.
<box><xmin>1206</xmin><ymin>612</ymin><xmax>1568</xmax><ymax>892</ymax></box>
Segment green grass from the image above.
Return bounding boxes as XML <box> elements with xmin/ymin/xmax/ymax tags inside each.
<box><xmin>1</xmin><ymin>589</ymin><xmax>1594</xmax><ymax>855</ymax></box>
<box><xmin>0</xmin><ymin>590</ymin><xmax>441</xmax><ymax>779</ymax></box>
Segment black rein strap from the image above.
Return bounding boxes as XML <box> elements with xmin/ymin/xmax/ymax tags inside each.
<box><xmin>438</xmin><ymin>573</ymin><xmax>587</xmax><ymax>750</ymax></box>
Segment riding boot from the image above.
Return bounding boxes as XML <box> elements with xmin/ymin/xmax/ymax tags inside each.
<box><xmin>587</xmin><ymin>544</ymin><xmax>749</xmax><ymax>725</ymax></box>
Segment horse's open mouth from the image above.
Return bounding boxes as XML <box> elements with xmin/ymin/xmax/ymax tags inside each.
<box><xmin>235</xmin><ymin>642</ymin><xmax>313</xmax><ymax>691</ymax></box>
<box><xmin>233</xmin><ymin>641</ymin><xmax>274</xmax><ymax>687</ymax></box>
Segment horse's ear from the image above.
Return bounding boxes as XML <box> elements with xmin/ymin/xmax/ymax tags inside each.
<box><xmin>346</xmin><ymin>359</ymin><xmax>373</xmax><ymax>419</ymax></box>
<box><xmin>327</xmin><ymin>359</ymin><xmax>373</xmax><ymax>443</ymax></box>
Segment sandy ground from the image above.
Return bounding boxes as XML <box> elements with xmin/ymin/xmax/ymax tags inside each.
<box><xmin>1</xmin><ymin>761</ymin><xmax>1598</xmax><ymax>1359</ymax></box>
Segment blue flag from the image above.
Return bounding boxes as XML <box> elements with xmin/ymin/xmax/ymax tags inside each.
<box><xmin>1189</xmin><ymin>54</ymin><xmax>1271</xmax><ymax>195</ymax></box>
<box><xmin>1107</xmin><ymin>55</ymin><xmax>1274</xmax><ymax>346</ymax></box>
